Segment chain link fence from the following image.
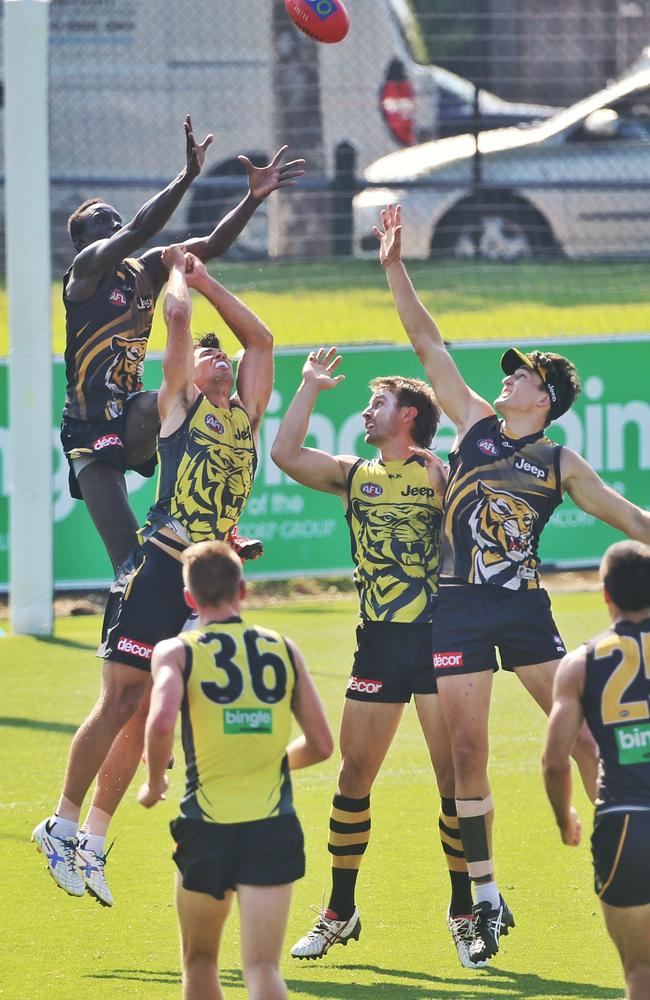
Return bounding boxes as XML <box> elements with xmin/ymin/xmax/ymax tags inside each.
<box><xmin>0</xmin><ymin>0</ymin><xmax>649</xmax><ymax>321</ymax></box>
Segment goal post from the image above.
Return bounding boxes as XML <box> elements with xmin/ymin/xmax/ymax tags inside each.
<box><xmin>5</xmin><ymin>0</ymin><xmax>53</xmax><ymax>634</ymax></box>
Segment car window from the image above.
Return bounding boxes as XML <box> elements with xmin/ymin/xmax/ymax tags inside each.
<box><xmin>567</xmin><ymin>86</ymin><xmax>650</xmax><ymax>143</ymax></box>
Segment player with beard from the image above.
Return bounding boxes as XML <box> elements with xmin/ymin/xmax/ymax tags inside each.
<box><xmin>61</xmin><ymin>116</ymin><xmax>303</xmax><ymax>571</ymax></box>
<box><xmin>33</xmin><ymin>246</ymin><xmax>274</xmax><ymax>907</ymax></box>
<box><xmin>272</xmin><ymin>348</ymin><xmax>478</xmax><ymax>969</ymax></box>
<box><xmin>377</xmin><ymin>202</ymin><xmax>650</xmax><ymax>963</ymax></box>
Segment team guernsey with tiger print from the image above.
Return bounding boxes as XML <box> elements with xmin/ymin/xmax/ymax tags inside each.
<box><xmin>441</xmin><ymin>414</ymin><xmax>563</xmax><ymax>591</ymax></box>
<box><xmin>143</xmin><ymin>397</ymin><xmax>256</xmax><ymax>545</ymax></box>
<box><xmin>347</xmin><ymin>455</ymin><xmax>441</xmax><ymax>622</ymax></box>
<box><xmin>63</xmin><ymin>258</ymin><xmax>155</xmax><ymax>423</ymax></box>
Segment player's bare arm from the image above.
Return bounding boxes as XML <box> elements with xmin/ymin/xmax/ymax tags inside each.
<box><xmin>69</xmin><ymin>116</ymin><xmax>212</xmax><ymax>299</ymax></box>
<box><xmin>185</xmin><ymin>259</ymin><xmax>274</xmax><ymax>435</ymax></box>
<box><xmin>561</xmin><ymin>448</ymin><xmax>650</xmax><ymax>543</ymax></box>
<box><xmin>286</xmin><ymin>638</ymin><xmax>334</xmax><ymax>770</ymax></box>
<box><xmin>408</xmin><ymin>446</ymin><xmax>448</xmax><ymax>495</ymax></box>
<box><xmin>542</xmin><ymin>647</ymin><xmax>587</xmax><ymax>846</ymax></box>
<box><xmin>181</xmin><ymin>145</ymin><xmax>306</xmax><ymax>266</ymax></box>
<box><xmin>137</xmin><ymin>640</ymin><xmax>186</xmax><ymax>809</ymax></box>
<box><xmin>157</xmin><ymin>247</ymin><xmax>196</xmax><ymax>433</ymax></box>
<box><xmin>377</xmin><ymin>203</ymin><xmax>492</xmax><ymax>437</ymax></box>
<box><xmin>270</xmin><ymin>347</ymin><xmax>358</xmax><ymax>498</ymax></box>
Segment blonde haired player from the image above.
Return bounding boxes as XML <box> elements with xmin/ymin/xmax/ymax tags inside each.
<box><xmin>138</xmin><ymin>540</ymin><xmax>333</xmax><ymax>1000</ymax></box>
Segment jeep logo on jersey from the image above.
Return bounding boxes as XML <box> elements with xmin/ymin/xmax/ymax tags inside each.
<box><xmin>92</xmin><ymin>434</ymin><xmax>124</xmax><ymax>451</ymax></box>
<box><xmin>235</xmin><ymin>427</ymin><xmax>251</xmax><ymax>441</ymax></box>
<box><xmin>514</xmin><ymin>456</ymin><xmax>549</xmax><ymax>480</ymax></box>
<box><xmin>478</xmin><ymin>439</ymin><xmax>499</xmax><ymax>457</ymax></box>
<box><xmin>205</xmin><ymin>414</ymin><xmax>225</xmax><ymax>434</ymax></box>
<box><xmin>223</xmin><ymin>708</ymin><xmax>272</xmax><ymax>734</ymax></box>
<box><xmin>109</xmin><ymin>288</ymin><xmax>127</xmax><ymax>306</ymax></box>
<box><xmin>401</xmin><ymin>484</ymin><xmax>435</xmax><ymax>498</ymax></box>
<box><xmin>136</xmin><ymin>296</ymin><xmax>153</xmax><ymax>311</ymax></box>
<box><xmin>433</xmin><ymin>652</ymin><xmax>464</xmax><ymax>669</ymax></box>
<box><xmin>347</xmin><ymin>676</ymin><xmax>384</xmax><ymax>695</ymax></box>
<box><xmin>117</xmin><ymin>636</ymin><xmax>153</xmax><ymax>659</ymax></box>
<box><xmin>360</xmin><ymin>483</ymin><xmax>383</xmax><ymax>497</ymax></box>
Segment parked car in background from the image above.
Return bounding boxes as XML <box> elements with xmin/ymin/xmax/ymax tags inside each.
<box><xmin>354</xmin><ymin>65</ymin><xmax>650</xmax><ymax>261</ymax></box>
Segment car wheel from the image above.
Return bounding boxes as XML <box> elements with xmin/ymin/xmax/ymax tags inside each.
<box><xmin>431</xmin><ymin>197</ymin><xmax>558</xmax><ymax>261</ymax></box>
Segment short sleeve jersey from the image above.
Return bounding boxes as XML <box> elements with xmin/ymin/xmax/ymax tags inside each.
<box><xmin>62</xmin><ymin>257</ymin><xmax>155</xmax><ymax>422</ymax></box>
<box><xmin>441</xmin><ymin>414</ymin><xmax>563</xmax><ymax>590</ymax></box>
<box><xmin>143</xmin><ymin>395</ymin><xmax>257</xmax><ymax>544</ymax></box>
<box><xmin>177</xmin><ymin>618</ymin><xmax>297</xmax><ymax>824</ymax></box>
<box><xmin>346</xmin><ymin>455</ymin><xmax>442</xmax><ymax>624</ymax></box>
<box><xmin>583</xmin><ymin>618</ymin><xmax>650</xmax><ymax>809</ymax></box>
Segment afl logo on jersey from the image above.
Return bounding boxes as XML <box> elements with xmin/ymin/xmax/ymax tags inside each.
<box><xmin>477</xmin><ymin>438</ymin><xmax>499</xmax><ymax>457</ymax></box>
<box><xmin>205</xmin><ymin>413</ymin><xmax>225</xmax><ymax>434</ymax></box>
<box><xmin>109</xmin><ymin>288</ymin><xmax>127</xmax><ymax>307</ymax></box>
<box><xmin>360</xmin><ymin>482</ymin><xmax>383</xmax><ymax>497</ymax></box>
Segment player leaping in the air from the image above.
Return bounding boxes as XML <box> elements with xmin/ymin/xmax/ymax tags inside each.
<box><xmin>377</xmin><ymin>201</ymin><xmax>650</xmax><ymax>963</ymax></box>
<box><xmin>61</xmin><ymin>115</ymin><xmax>303</xmax><ymax>571</ymax></box>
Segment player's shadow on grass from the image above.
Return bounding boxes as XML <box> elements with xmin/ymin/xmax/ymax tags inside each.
<box><xmin>37</xmin><ymin>635</ymin><xmax>97</xmax><ymax>652</ymax></box>
<box><xmin>0</xmin><ymin>715</ymin><xmax>77</xmax><ymax>735</ymax></box>
<box><xmin>85</xmin><ymin>969</ymin><xmax>181</xmax><ymax>985</ymax></box>
<box><xmin>289</xmin><ymin>964</ymin><xmax>621</xmax><ymax>999</ymax></box>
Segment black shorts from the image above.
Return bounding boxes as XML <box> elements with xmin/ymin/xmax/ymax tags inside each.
<box><xmin>346</xmin><ymin>620</ymin><xmax>436</xmax><ymax>703</ymax></box>
<box><xmin>60</xmin><ymin>394</ymin><xmax>156</xmax><ymax>500</ymax></box>
<box><xmin>432</xmin><ymin>585</ymin><xmax>566</xmax><ymax>677</ymax></box>
<box><xmin>170</xmin><ymin>814</ymin><xmax>305</xmax><ymax>900</ymax></box>
<box><xmin>592</xmin><ymin>808</ymin><xmax>650</xmax><ymax>907</ymax></box>
<box><xmin>98</xmin><ymin>541</ymin><xmax>189</xmax><ymax>671</ymax></box>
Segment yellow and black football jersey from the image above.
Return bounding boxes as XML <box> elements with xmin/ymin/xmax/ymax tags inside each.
<box><xmin>583</xmin><ymin>618</ymin><xmax>650</xmax><ymax>809</ymax></box>
<box><xmin>144</xmin><ymin>395</ymin><xmax>256</xmax><ymax>544</ymax></box>
<box><xmin>346</xmin><ymin>455</ymin><xmax>441</xmax><ymax>624</ymax></box>
<box><xmin>441</xmin><ymin>414</ymin><xmax>562</xmax><ymax>591</ymax></box>
<box><xmin>177</xmin><ymin>617</ymin><xmax>297</xmax><ymax>824</ymax></box>
<box><xmin>62</xmin><ymin>257</ymin><xmax>155</xmax><ymax>422</ymax></box>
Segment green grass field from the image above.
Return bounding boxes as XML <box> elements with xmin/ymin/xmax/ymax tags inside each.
<box><xmin>1</xmin><ymin>590</ymin><xmax>625</xmax><ymax>1000</ymax></box>
<box><xmin>0</xmin><ymin>259</ymin><xmax>648</xmax><ymax>357</ymax></box>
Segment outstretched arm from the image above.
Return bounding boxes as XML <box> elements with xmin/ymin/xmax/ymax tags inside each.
<box><xmin>69</xmin><ymin>117</ymin><xmax>212</xmax><ymax>298</ymax></box>
<box><xmin>286</xmin><ymin>638</ymin><xmax>334</xmax><ymax>770</ymax></box>
<box><xmin>542</xmin><ymin>647</ymin><xmax>587</xmax><ymax>846</ymax></box>
<box><xmin>186</xmin><ymin>259</ymin><xmax>273</xmax><ymax>434</ymax></box>
<box><xmin>376</xmin><ymin>204</ymin><xmax>492</xmax><ymax>436</ymax></box>
<box><xmin>137</xmin><ymin>639</ymin><xmax>186</xmax><ymax>809</ymax></box>
<box><xmin>157</xmin><ymin>247</ymin><xmax>196</xmax><ymax>429</ymax></box>
<box><xmin>561</xmin><ymin>449</ymin><xmax>650</xmax><ymax>542</ymax></box>
<box><xmin>180</xmin><ymin>146</ymin><xmax>305</xmax><ymax>264</ymax></box>
<box><xmin>270</xmin><ymin>348</ymin><xmax>357</xmax><ymax>498</ymax></box>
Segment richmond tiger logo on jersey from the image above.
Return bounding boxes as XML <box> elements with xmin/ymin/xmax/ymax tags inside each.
<box><xmin>467</xmin><ymin>481</ymin><xmax>538</xmax><ymax>590</ymax></box>
<box><xmin>173</xmin><ymin>426</ymin><xmax>254</xmax><ymax>541</ymax></box>
<box><xmin>105</xmin><ymin>335</ymin><xmax>147</xmax><ymax>396</ymax></box>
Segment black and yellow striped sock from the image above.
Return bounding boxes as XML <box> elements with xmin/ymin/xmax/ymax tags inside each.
<box><xmin>439</xmin><ymin>797</ymin><xmax>473</xmax><ymax>916</ymax></box>
<box><xmin>327</xmin><ymin>793</ymin><xmax>371</xmax><ymax>919</ymax></box>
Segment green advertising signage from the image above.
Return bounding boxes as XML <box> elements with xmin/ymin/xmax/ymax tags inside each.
<box><xmin>0</xmin><ymin>337</ymin><xmax>648</xmax><ymax>588</ymax></box>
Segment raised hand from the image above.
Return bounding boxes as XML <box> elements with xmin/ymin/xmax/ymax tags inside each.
<box><xmin>161</xmin><ymin>243</ymin><xmax>187</xmax><ymax>272</ymax></box>
<box><xmin>302</xmin><ymin>347</ymin><xmax>345</xmax><ymax>391</ymax></box>
<box><xmin>184</xmin><ymin>252</ymin><xmax>209</xmax><ymax>289</ymax></box>
<box><xmin>184</xmin><ymin>114</ymin><xmax>214</xmax><ymax>180</ymax></box>
<box><xmin>409</xmin><ymin>446</ymin><xmax>448</xmax><ymax>494</ymax></box>
<box><xmin>239</xmin><ymin>146</ymin><xmax>306</xmax><ymax>202</ymax></box>
<box><xmin>372</xmin><ymin>203</ymin><xmax>403</xmax><ymax>270</ymax></box>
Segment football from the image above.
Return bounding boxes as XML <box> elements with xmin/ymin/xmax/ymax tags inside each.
<box><xmin>284</xmin><ymin>0</ymin><xmax>350</xmax><ymax>44</ymax></box>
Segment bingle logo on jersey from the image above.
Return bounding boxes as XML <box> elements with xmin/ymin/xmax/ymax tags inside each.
<box><xmin>205</xmin><ymin>414</ymin><xmax>225</xmax><ymax>434</ymax></box>
<box><xmin>117</xmin><ymin>636</ymin><xmax>154</xmax><ymax>659</ymax></box>
<box><xmin>347</xmin><ymin>676</ymin><xmax>383</xmax><ymax>695</ymax></box>
<box><xmin>433</xmin><ymin>651</ymin><xmax>464</xmax><ymax>669</ymax></box>
<box><xmin>360</xmin><ymin>483</ymin><xmax>383</xmax><ymax>497</ymax></box>
<box><xmin>109</xmin><ymin>289</ymin><xmax>127</xmax><ymax>306</ymax></box>
<box><xmin>93</xmin><ymin>434</ymin><xmax>124</xmax><ymax>451</ymax></box>
<box><xmin>478</xmin><ymin>438</ymin><xmax>499</xmax><ymax>457</ymax></box>
<box><xmin>514</xmin><ymin>456</ymin><xmax>548</xmax><ymax>480</ymax></box>
<box><xmin>136</xmin><ymin>296</ymin><xmax>153</xmax><ymax>311</ymax></box>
